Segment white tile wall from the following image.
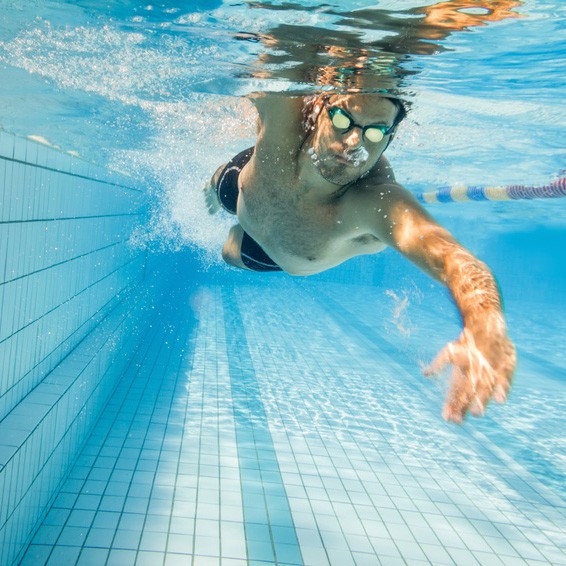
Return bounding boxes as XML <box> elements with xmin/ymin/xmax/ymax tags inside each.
<box><xmin>0</xmin><ymin>130</ymin><xmax>149</xmax><ymax>566</ymax></box>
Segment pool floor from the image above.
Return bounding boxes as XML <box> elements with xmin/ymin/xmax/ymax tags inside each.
<box><xmin>19</xmin><ymin>282</ymin><xmax>566</xmax><ymax>565</ymax></box>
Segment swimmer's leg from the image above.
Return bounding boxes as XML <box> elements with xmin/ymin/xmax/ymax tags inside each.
<box><xmin>203</xmin><ymin>163</ymin><xmax>226</xmax><ymax>215</ymax></box>
<box><xmin>222</xmin><ymin>224</ymin><xmax>249</xmax><ymax>270</ymax></box>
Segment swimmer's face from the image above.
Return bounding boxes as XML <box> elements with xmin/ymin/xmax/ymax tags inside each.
<box><xmin>309</xmin><ymin>95</ymin><xmax>399</xmax><ymax>185</ymax></box>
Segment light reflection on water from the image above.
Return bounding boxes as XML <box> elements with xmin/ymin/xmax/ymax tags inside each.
<box><xmin>232</xmin><ymin>282</ymin><xmax>565</xmax><ymax>506</ymax></box>
<box><xmin>0</xmin><ymin>0</ymin><xmax>563</xmax><ymax>252</ymax></box>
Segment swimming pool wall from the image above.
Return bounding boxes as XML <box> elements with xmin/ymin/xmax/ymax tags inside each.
<box><xmin>0</xmin><ymin>131</ymin><xmax>149</xmax><ymax>566</ymax></box>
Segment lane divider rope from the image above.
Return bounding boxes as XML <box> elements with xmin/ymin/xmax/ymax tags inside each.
<box><xmin>415</xmin><ymin>177</ymin><xmax>566</xmax><ymax>204</ymax></box>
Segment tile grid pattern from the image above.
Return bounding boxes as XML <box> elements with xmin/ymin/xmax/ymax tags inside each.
<box><xmin>0</xmin><ymin>129</ymin><xmax>146</xmax><ymax>421</ymax></box>
<box><xmin>0</xmin><ymin>130</ymin><xmax>148</xmax><ymax>566</ymax></box>
<box><xmin>221</xmin><ymin>288</ymin><xmax>302</xmax><ymax>565</ymax></box>
<box><xmin>235</xmin><ymin>283</ymin><xmax>566</xmax><ymax>565</ymax></box>
<box><xmin>21</xmin><ymin>292</ymin><xmax>190</xmax><ymax>565</ymax></box>
<box><xmin>319</xmin><ymin>282</ymin><xmax>566</xmax><ymax>501</ymax></box>
<box><xmin>17</xmin><ymin>282</ymin><xmax>566</xmax><ymax>565</ymax></box>
<box><xmin>182</xmin><ymin>286</ymin><xmax>261</xmax><ymax>565</ymax></box>
<box><xmin>317</xmin><ymin>283</ymin><xmax>566</xmax><ymax>564</ymax></box>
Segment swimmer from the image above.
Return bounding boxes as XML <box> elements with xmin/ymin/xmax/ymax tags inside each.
<box><xmin>203</xmin><ymin>92</ymin><xmax>516</xmax><ymax>423</ymax></box>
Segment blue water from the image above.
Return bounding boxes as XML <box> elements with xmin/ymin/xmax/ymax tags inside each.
<box><xmin>0</xmin><ymin>0</ymin><xmax>565</xmax><ymax>565</ymax></box>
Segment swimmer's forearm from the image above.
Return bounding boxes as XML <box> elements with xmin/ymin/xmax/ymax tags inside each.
<box><xmin>400</xmin><ymin>224</ymin><xmax>504</xmax><ymax>325</ymax></box>
<box><xmin>441</xmin><ymin>245</ymin><xmax>503</xmax><ymax>324</ymax></box>
<box><xmin>375</xmin><ymin>187</ymin><xmax>504</xmax><ymax>323</ymax></box>
<box><xmin>368</xmin><ymin>183</ymin><xmax>505</xmax><ymax>326</ymax></box>
<box><xmin>416</xmin><ymin>231</ymin><xmax>515</xmax><ymax>421</ymax></box>
<box><xmin>443</xmin><ymin>247</ymin><xmax>504</xmax><ymax>326</ymax></box>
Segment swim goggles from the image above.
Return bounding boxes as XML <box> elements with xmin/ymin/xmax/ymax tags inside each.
<box><xmin>325</xmin><ymin>102</ymin><xmax>394</xmax><ymax>143</ymax></box>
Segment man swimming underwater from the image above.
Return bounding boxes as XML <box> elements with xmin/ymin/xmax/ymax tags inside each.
<box><xmin>203</xmin><ymin>92</ymin><xmax>516</xmax><ymax>423</ymax></box>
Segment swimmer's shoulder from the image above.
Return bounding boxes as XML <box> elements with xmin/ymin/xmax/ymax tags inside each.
<box><xmin>362</xmin><ymin>154</ymin><xmax>397</xmax><ymax>185</ymax></box>
<box><xmin>341</xmin><ymin>155</ymin><xmax>409</xmax><ymax>212</ymax></box>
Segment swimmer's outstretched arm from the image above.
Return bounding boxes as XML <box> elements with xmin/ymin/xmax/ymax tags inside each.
<box><xmin>355</xmin><ymin>179</ymin><xmax>516</xmax><ymax>423</ymax></box>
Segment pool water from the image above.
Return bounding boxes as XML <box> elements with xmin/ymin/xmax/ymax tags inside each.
<box><xmin>0</xmin><ymin>1</ymin><xmax>565</xmax><ymax>565</ymax></box>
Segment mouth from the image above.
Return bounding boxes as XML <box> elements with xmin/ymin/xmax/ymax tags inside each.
<box><xmin>334</xmin><ymin>154</ymin><xmax>354</xmax><ymax>165</ymax></box>
<box><xmin>335</xmin><ymin>152</ymin><xmax>368</xmax><ymax>167</ymax></box>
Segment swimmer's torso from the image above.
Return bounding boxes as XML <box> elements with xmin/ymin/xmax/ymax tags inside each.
<box><xmin>236</xmin><ymin>146</ymin><xmax>387</xmax><ymax>276</ymax></box>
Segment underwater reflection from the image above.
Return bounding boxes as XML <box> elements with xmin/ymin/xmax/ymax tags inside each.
<box><xmin>236</xmin><ymin>0</ymin><xmax>523</xmax><ymax>93</ymax></box>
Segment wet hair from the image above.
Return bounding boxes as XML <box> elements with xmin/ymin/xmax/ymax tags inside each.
<box><xmin>302</xmin><ymin>93</ymin><xmax>406</xmax><ymax>135</ymax></box>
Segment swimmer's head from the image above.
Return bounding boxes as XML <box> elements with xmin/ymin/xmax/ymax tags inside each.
<box><xmin>303</xmin><ymin>93</ymin><xmax>405</xmax><ymax>139</ymax></box>
<box><xmin>304</xmin><ymin>93</ymin><xmax>404</xmax><ymax>185</ymax></box>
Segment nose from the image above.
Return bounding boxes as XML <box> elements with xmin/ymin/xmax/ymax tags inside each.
<box><xmin>343</xmin><ymin>127</ymin><xmax>363</xmax><ymax>148</ymax></box>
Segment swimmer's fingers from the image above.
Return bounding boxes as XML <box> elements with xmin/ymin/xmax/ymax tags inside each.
<box><xmin>423</xmin><ymin>341</ymin><xmax>454</xmax><ymax>377</ymax></box>
<box><xmin>203</xmin><ymin>163</ymin><xmax>228</xmax><ymax>215</ymax></box>
<box><xmin>431</xmin><ymin>328</ymin><xmax>516</xmax><ymax>423</ymax></box>
<box><xmin>427</xmin><ymin>336</ymin><xmax>479</xmax><ymax>423</ymax></box>
<box><xmin>442</xmin><ymin>365</ymin><xmax>476</xmax><ymax>424</ymax></box>
<box><xmin>423</xmin><ymin>340</ymin><xmax>475</xmax><ymax>422</ymax></box>
<box><xmin>203</xmin><ymin>180</ymin><xmax>221</xmax><ymax>215</ymax></box>
<box><xmin>450</xmin><ymin>345</ymin><xmax>496</xmax><ymax>423</ymax></box>
<box><xmin>466</xmin><ymin>328</ymin><xmax>516</xmax><ymax>414</ymax></box>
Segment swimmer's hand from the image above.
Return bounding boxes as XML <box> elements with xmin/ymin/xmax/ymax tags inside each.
<box><xmin>424</xmin><ymin>312</ymin><xmax>516</xmax><ymax>423</ymax></box>
<box><xmin>203</xmin><ymin>178</ymin><xmax>221</xmax><ymax>215</ymax></box>
<box><xmin>203</xmin><ymin>164</ymin><xmax>229</xmax><ymax>215</ymax></box>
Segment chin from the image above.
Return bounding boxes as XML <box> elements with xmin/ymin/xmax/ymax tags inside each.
<box><xmin>318</xmin><ymin>163</ymin><xmax>365</xmax><ymax>185</ymax></box>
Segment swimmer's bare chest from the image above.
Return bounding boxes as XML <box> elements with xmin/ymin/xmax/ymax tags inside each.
<box><xmin>236</xmin><ymin>158</ymin><xmax>386</xmax><ymax>275</ymax></box>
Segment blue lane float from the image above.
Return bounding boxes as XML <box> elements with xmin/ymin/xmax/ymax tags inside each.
<box><xmin>415</xmin><ymin>177</ymin><xmax>566</xmax><ymax>204</ymax></box>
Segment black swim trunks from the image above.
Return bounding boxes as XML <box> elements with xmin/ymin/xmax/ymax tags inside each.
<box><xmin>216</xmin><ymin>147</ymin><xmax>282</xmax><ymax>272</ymax></box>
<box><xmin>216</xmin><ymin>147</ymin><xmax>253</xmax><ymax>214</ymax></box>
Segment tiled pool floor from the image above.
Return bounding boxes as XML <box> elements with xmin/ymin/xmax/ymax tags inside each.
<box><xmin>20</xmin><ymin>282</ymin><xmax>566</xmax><ymax>565</ymax></box>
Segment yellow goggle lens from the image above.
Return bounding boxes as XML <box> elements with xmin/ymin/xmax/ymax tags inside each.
<box><xmin>331</xmin><ymin>111</ymin><xmax>352</xmax><ymax>130</ymax></box>
<box><xmin>364</xmin><ymin>127</ymin><xmax>385</xmax><ymax>143</ymax></box>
